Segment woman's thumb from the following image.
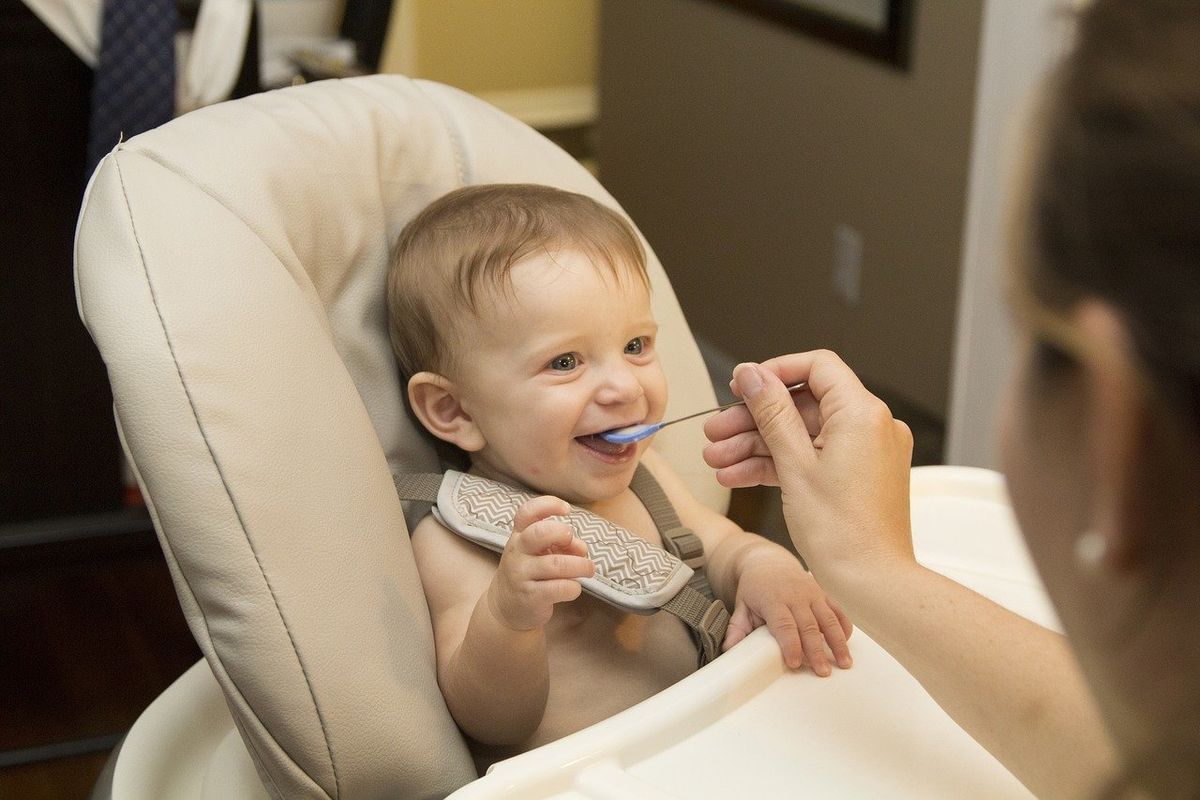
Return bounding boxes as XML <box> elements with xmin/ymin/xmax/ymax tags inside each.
<box><xmin>733</xmin><ymin>363</ymin><xmax>810</xmax><ymax>464</ymax></box>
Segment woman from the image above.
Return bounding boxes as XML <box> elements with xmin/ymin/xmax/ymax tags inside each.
<box><xmin>703</xmin><ymin>1</ymin><xmax>1200</xmax><ymax>797</ymax></box>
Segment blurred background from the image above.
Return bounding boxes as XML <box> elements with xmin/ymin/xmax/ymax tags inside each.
<box><xmin>0</xmin><ymin>0</ymin><xmax>1068</xmax><ymax>795</ymax></box>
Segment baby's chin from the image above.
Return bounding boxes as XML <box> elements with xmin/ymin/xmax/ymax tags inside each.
<box><xmin>468</xmin><ymin>460</ymin><xmax>635</xmax><ymax>508</ymax></box>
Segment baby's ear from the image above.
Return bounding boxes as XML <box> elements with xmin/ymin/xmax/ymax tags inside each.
<box><xmin>407</xmin><ymin>372</ymin><xmax>485</xmax><ymax>452</ymax></box>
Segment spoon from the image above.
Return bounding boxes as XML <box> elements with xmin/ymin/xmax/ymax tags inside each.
<box><xmin>599</xmin><ymin>383</ymin><xmax>808</xmax><ymax>444</ymax></box>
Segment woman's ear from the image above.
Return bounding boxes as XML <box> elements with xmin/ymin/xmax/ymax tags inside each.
<box><xmin>407</xmin><ymin>372</ymin><xmax>485</xmax><ymax>453</ymax></box>
<box><xmin>1074</xmin><ymin>301</ymin><xmax>1152</xmax><ymax>573</ymax></box>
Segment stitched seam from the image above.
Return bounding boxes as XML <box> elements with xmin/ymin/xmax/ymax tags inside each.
<box><xmin>115</xmin><ymin>414</ymin><xmax>302</xmax><ymax>798</ymax></box>
<box><xmin>128</xmin><ymin>143</ymin><xmax>319</xmax><ymax>305</ymax></box>
<box><xmin>113</xmin><ymin>154</ymin><xmax>341</xmax><ymax>797</ymax></box>
<box><xmin>413</xmin><ymin>79</ymin><xmax>469</xmax><ymax>186</ymax></box>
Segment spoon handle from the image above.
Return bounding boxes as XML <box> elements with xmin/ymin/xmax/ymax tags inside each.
<box><xmin>660</xmin><ymin>382</ymin><xmax>807</xmax><ymax>430</ymax></box>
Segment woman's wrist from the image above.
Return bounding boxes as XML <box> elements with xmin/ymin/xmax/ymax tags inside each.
<box><xmin>813</xmin><ymin>551</ymin><xmax>928</xmax><ymax>627</ymax></box>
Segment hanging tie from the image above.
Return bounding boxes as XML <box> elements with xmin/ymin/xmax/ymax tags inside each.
<box><xmin>86</xmin><ymin>0</ymin><xmax>178</xmax><ymax>177</ymax></box>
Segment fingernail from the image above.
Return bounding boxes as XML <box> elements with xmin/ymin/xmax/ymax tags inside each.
<box><xmin>733</xmin><ymin>363</ymin><xmax>763</xmax><ymax>397</ymax></box>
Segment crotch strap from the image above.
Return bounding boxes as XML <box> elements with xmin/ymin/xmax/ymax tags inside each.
<box><xmin>393</xmin><ymin>466</ymin><xmax>729</xmax><ymax>667</ymax></box>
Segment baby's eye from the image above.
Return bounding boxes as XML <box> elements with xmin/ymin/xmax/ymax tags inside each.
<box><xmin>625</xmin><ymin>337</ymin><xmax>647</xmax><ymax>356</ymax></box>
<box><xmin>549</xmin><ymin>353</ymin><xmax>578</xmax><ymax>372</ymax></box>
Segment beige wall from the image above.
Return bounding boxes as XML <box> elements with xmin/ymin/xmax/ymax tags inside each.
<box><xmin>380</xmin><ymin>0</ymin><xmax>598</xmax><ymax>93</ymax></box>
<box><xmin>599</xmin><ymin>0</ymin><xmax>983</xmax><ymax>417</ymax></box>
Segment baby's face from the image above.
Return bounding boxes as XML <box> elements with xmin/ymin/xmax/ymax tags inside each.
<box><xmin>450</xmin><ymin>248</ymin><xmax>667</xmax><ymax>505</ymax></box>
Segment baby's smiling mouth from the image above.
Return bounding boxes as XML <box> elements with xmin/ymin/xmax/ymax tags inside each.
<box><xmin>575</xmin><ymin>433</ymin><xmax>633</xmax><ymax>456</ymax></box>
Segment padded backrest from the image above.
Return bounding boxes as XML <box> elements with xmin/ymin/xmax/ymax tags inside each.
<box><xmin>74</xmin><ymin>75</ymin><xmax>726</xmax><ymax>799</ymax></box>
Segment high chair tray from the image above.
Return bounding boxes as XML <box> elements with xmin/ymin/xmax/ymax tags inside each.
<box><xmin>450</xmin><ymin>466</ymin><xmax>1050</xmax><ymax>799</ymax></box>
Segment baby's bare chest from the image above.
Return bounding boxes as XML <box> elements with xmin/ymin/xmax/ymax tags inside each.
<box><xmin>538</xmin><ymin>593</ymin><xmax>697</xmax><ymax>738</ymax></box>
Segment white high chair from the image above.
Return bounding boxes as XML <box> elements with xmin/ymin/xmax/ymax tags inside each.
<box><xmin>76</xmin><ymin>75</ymin><xmax>1056</xmax><ymax>799</ymax></box>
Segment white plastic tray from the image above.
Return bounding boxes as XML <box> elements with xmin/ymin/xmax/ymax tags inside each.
<box><xmin>449</xmin><ymin>466</ymin><xmax>1054</xmax><ymax>799</ymax></box>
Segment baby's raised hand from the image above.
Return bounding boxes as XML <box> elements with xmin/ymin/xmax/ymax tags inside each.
<box><xmin>488</xmin><ymin>496</ymin><xmax>595</xmax><ymax>632</ymax></box>
<box><xmin>724</xmin><ymin>548</ymin><xmax>853</xmax><ymax>676</ymax></box>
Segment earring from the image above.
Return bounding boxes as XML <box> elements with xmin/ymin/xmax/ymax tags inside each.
<box><xmin>1074</xmin><ymin>530</ymin><xmax>1108</xmax><ymax>570</ymax></box>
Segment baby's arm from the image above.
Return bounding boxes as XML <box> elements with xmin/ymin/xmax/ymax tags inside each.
<box><xmin>640</xmin><ymin>449</ymin><xmax>853</xmax><ymax>675</ymax></box>
<box><xmin>410</xmin><ymin>496</ymin><xmax>594</xmax><ymax>745</ymax></box>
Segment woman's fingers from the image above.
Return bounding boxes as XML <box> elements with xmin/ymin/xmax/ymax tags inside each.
<box><xmin>712</xmin><ymin>456</ymin><xmax>780</xmax><ymax>490</ymax></box>
<box><xmin>702</xmin><ymin>429</ymin><xmax>771</xmax><ymax>469</ymax></box>
<box><xmin>703</xmin><ymin>404</ymin><xmax>758</xmax><ymax>443</ymax></box>
<box><xmin>759</xmin><ymin>350</ymin><xmax>868</xmax><ymax>406</ymax></box>
<box><xmin>729</xmin><ymin>363</ymin><xmax>817</xmax><ymax>483</ymax></box>
<box><xmin>704</xmin><ymin>390</ymin><xmax>824</xmax><ymax>445</ymax></box>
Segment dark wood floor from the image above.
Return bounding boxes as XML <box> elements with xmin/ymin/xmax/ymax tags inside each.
<box><xmin>0</xmin><ymin>529</ymin><xmax>201</xmax><ymax>800</ymax></box>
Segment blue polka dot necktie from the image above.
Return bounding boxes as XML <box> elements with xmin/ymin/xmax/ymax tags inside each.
<box><xmin>86</xmin><ymin>0</ymin><xmax>177</xmax><ymax>177</ymax></box>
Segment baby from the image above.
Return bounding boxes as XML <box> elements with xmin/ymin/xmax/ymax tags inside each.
<box><xmin>386</xmin><ymin>184</ymin><xmax>852</xmax><ymax>771</ymax></box>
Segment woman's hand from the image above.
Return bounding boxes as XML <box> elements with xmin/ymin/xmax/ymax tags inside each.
<box><xmin>702</xmin><ymin>352</ymin><xmax>915</xmax><ymax>588</ymax></box>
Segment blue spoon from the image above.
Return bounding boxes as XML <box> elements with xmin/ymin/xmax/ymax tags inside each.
<box><xmin>599</xmin><ymin>383</ymin><xmax>807</xmax><ymax>444</ymax></box>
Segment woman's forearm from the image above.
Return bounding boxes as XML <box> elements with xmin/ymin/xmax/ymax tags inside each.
<box><xmin>441</xmin><ymin>589</ymin><xmax>550</xmax><ymax>746</ymax></box>
<box><xmin>833</xmin><ymin>562</ymin><xmax>1118</xmax><ymax>799</ymax></box>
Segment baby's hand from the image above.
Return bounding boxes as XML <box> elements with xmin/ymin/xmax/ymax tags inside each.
<box><xmin>487</xmin><ymin>496</ymin><xmax>595</xmax><ymax>632</ymax></box>
<box><xmin>725</xmin><ymin>548</ymin><xmax>853</xmax><ymax>676</ymax></box>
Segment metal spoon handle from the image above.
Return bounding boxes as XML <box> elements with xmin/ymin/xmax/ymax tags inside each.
<box><xmin>660</xmin><ymin>382</ymin><xmax>807</xmax><ymax>430</ymax></box>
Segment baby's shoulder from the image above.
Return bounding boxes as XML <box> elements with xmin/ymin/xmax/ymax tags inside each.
<box><xmin>409</xmin><ymin>512</ymin><xmax>498</xmax><ymax>585</ymax></box>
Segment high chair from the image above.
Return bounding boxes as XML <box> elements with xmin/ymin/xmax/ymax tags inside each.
<box><xmin>77</xmin><ymin>75</ymin><xmax>1055</xmax><ymax>799</ymax></box>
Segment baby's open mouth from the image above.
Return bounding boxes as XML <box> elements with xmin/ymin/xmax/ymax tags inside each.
<box><xmin>576</xmin><ymin>433</ymin><xmax>633</xmax><ymax>456</ymax></box>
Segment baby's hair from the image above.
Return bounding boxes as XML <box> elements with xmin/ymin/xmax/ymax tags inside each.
<box><xmin>387</xmin><ymin>183</ymin><xmax>649</xmax><ymax>377</ymax></box>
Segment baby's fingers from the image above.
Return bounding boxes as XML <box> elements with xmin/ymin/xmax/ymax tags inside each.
<box><xmin>517</xmin><ymin>516</ymin><xmax>579</xmax><ymax>556</ymax></box>
<box><xmin>796</xmin><ymin>613</ymin><xmax>833</xmax><ymax>677</ymax></box>
<box><xmin>514</xmin><ymin>495</ymin><xmax>572</xmax><ymax>533</ymax></box>
<box><xmin>830</xmin><ymin>598</ymin><xmax>854</xmax><ymax>640</ymax></box>
<box><xmin>528</xmin><ymin>551</ymin><xmax>595</xmax><ymax>581</ymax></box>
<box><xmin>722</xmin><ymin>605</ymin><xmax>757</xmax><ymax>653</ymax></box>
<box><xmin>762</xmin><ymin>607</ymin><xmax>805</xmax><ymax>671</ymax></box>
<box><xmin>815</xmin><ymin>602</ymin><xmax>853</xmax><ymax>670</ymax></box>
<box><xmin>537</xmin><ymin>578</ymin><xmax>584</xmax><ymax>605</ymax></box>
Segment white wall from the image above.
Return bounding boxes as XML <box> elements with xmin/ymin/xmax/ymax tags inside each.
<box><xmin>946</xmin><ymin>0</ymin><xmax>1074</xmax><ymax>467</ymax></box>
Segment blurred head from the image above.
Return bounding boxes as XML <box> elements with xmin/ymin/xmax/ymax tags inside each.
<box><xmin>387</xmin><ymin>184</ymin><xmax>666</xmax><ymax>503</ymax></box>
<box><xmin>1000</xmin><ymin>0</ymin><xmax>1200</xmax><ymax>792</ymax></box>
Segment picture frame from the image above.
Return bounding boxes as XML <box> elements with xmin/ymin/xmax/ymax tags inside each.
<box><xmin>703</xmin><ymin>0</ymin><xmax>915</xmax><ymax>70</ymax></box>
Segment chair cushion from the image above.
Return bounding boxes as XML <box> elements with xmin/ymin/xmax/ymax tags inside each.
<box><xmin>75</xmin><ymin>75</ymin><xmax>724</xmax><ymax>799</ymax></box>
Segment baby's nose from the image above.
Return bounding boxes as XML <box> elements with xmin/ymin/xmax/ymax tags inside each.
<box><xmin>595</xmin><ymin>364</ymin><xmax>644</xmax><ymax>405</ymax></box>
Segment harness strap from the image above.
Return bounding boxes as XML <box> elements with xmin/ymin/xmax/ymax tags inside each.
<box><xmin>628</xmin><ymin>464</ymin><xmax>729</xmax><ymax>665</ymax></box>
<box><xmin>393</xmin><ymin>472</ymin><xmax>443</xmax><ymax>505</ymax></box>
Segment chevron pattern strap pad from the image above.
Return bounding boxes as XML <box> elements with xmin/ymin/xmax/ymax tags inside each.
<box><xmin>433</xmin><ymin>470</ymin><xmax>695</xmax><ymax>613</ymax></box>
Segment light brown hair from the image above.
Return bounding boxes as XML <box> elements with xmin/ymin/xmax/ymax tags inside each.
<box><xmin>387</xmin><ymin>183</ymin><xmax>648</xmax><ymax>378</ymax></box>
<box><xmin>1024</xmin><ymin>0</ymin><xmax>1200</xmax><ymax>428</ymax></box>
